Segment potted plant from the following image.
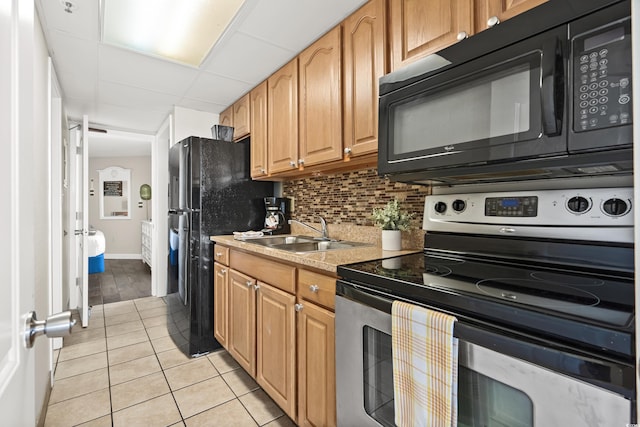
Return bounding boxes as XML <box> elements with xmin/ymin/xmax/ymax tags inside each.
<box><xmin>371</xmin><ymin>199</ymin><xmax>415</xmax><ymax>250</ymax></box>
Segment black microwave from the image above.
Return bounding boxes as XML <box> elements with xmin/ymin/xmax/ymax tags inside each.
<box><xmin>378</xmin><ymin>0</ymin><xmax>632</xmax><ymax>184</ymax></box>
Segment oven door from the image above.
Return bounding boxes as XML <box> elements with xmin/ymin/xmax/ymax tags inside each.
<box><xmin>335</xmin><ymin>289</ymin><xmax>633</xmax><ymax>426</ymax></box>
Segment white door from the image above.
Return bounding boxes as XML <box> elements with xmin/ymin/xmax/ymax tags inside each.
<box><xmin>75</xmin><ymin>116</ymin><xmax>90</xmax><ymax>326</ymax></box>
<box><xmin>0</xmin><ymin>0</ymin><xmax>42</xmax><ymax>423</ymax></box>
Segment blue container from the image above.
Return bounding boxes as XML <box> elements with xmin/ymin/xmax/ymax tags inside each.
<box><xmin>89</xmin><ymin>253</ymin><xmax>105</xmax><ymax>274</ymax></box>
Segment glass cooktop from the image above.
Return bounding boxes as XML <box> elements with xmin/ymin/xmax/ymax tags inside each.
<box><xmin>338</xmin><ymin>251</ymin><xmax>634</xmax><ymax>358</ymax></box>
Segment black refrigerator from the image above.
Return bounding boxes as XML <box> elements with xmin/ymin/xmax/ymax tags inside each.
<box><xmin>167</xmin><ymin>136</ymin><xmax>273</xmax><ymax>356</ymax></box>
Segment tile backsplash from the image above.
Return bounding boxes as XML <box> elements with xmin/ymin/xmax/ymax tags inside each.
<box><xmin>282</xmin><ymin>167</ymin><xmax>431</xmax><ymax>229</ymax></box>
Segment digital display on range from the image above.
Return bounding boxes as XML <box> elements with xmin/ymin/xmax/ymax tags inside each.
<box><xmin>485</xmin><ymin>196</ymin><xmax>538</xmax><ymax>217</ymax></box>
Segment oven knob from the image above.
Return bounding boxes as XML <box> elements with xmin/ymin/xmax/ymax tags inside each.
<box><xmin>566</xmin><ymin>196</ymin><xmax>591</xmax><ymax>213</ymax></box>
<box><xmin>452</xmin><ymin>199</ymin><xmax>466</xmax><ymax>212</ymax></box>
<box><xmin>602</xmin><ymin>198</ymin><xmax>630</xmax><ymax>216</ymax></box>
<box><xmin>434</xmin><ymin>202</ymin><xmax>447</xmax><ymax>214</ymax></box>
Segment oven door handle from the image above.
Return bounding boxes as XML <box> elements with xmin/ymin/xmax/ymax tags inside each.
<box><xmin>541</xmin><ymin>36</ymin><xmax>563</xmax><ymax>136</ymax></box>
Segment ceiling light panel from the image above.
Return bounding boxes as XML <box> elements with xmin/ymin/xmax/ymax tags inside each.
<box><xmin>103</xmin><ymin>0</ymin><xmax>244</xmax><ymax>66</ymax></box>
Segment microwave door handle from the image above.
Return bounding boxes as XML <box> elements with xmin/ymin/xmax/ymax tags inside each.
<box><xmin>541</xmin><ymin>38</ymin><xmax>563</xmax><ymax>136</ymax></box>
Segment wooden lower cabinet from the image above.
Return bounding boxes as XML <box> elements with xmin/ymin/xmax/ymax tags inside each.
<box><xmin>228</xmin><ymin>269</ymin><xmax>256</xmax><ymax>376</ymax></box>
<box><xmin>297</xmin><ymin>300</ymin><xmax>336</xmax><ymax>427</ymax></box>
<box><xmin>220</xmin><ymin>248</ymin><xmax>337</xmax><ymax>425</ymax></box>
<box><xmin>256</xmin><ymin>282</ymin><xmax>297</xmax><ymax>419</ymax></box>
<box><xmin>213</xmin><ymin>262</ymin><xmax>229</xmax><ymax>348</ymax></box>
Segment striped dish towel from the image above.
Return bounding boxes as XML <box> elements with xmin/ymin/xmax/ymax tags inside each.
<box><xmin>392</xmin><ymin>300</ymin><xmax>458</xmax><ymax>427</ymax></box>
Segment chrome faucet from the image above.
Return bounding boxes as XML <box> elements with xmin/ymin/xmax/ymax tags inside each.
<box><xmin>288</xmin><ymin>216</ymin><xmax>331</xmax><ymax>241</ymax></box>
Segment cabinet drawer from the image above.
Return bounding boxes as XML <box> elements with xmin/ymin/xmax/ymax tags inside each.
<box><xmin>298</xmin><ymin>269</ymin><xmax>335</xmax><ymax>310</ymax></box>
<box><xmin>230</xmin><ymin>250</ymin><xmax>296</xmax><ymax>294</ymax></box>
<box><xmin>213</xmin><ymin>245</ymin><xmax>230</xmax><ymax>265</ymax></box>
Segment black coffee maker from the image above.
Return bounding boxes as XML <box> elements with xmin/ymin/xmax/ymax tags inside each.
<box><xmin>262</xmin><ymin>197</ymin><xmax>291</xmax><ymax>235</ymax></box>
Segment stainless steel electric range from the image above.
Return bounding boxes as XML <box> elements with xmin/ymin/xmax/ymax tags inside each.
<box><xmin>336</xmin><ymin>187</ymin><xmax>635</xmax><ymax>427</ymax></box>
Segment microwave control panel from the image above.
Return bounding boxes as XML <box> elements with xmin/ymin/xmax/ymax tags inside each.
<box><xmin>573</xmin><ymin>17</ymin><xmax>632</xmax><ymax>132</ymax></box>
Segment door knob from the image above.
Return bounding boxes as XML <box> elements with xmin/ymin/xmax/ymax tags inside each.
<box><xmin>25</xmin><ymin>311</ymin><xmax>76</xmax><ymax>348</ymax></box>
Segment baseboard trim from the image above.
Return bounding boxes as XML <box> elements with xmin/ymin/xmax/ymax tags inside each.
<box><xmin>37</xmin><ymin>375</ymin><xmax>52</xmax><ymax>427</ymax></box>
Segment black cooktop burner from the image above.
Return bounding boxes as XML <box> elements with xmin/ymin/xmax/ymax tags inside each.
<box><xmin>338</xmin><ymin>251</ymin><xmax>634</xmax><ymax>358</ymax></box>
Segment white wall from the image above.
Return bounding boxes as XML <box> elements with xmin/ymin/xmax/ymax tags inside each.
<box><xmin>88</xmin><ymin>156</ymin><xmax>152</xmax><ymax>258</ymax></box>
<box><xmin>34</xmin><ymin>10</ymin><xmax>53</xmax><ymax>424</ymax></box>
<box><xmin>153</xmin><ymin>116</ymin><xmax>171</xmax><ymax>296</ymax></box>
<box><xmin>172</xmin><ymin>106</ymin><xmax>219</xmax><ymax>145</ymax></box>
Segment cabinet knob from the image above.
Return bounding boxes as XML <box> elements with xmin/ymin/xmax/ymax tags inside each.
<box><xmin>456</xmin><ymin>31</ymin><xmax>468</xmax><ymax>41</ymax></box>
<box><xmin>260</xmin><ymin>168</ymin><xmax>266</xmax><ymax>174</ymax></box>
<box><xmin>309</xmin><ymin>284</ymin><xmax>319</xmax><ymax>293</ymax></box>
<box><xmin>216</xmin><ymin>252</ymin><xmax>222</xmax><ymax>257</ymax></box>
<box><xmin>254</xmin><ymin>284</ymin><xmax>260</xmax><ymax>291</ymax></box>
<box><xmin>487</xmin><ymin>16</ymin><xmax>500</xmax><ymax>28</ymax></box>
<box><xmin>344</xmin><ymin>147</ymin><xmax>352</xmax><ymax>156</ymax></box>
<box><xmin>220</xmin><ymin>268</ymin><xmax>227</xmax><ymax>274</ymax></box>
<box><xmin>295</xmin><ymin>303</ymin><xmax>304</xmax><ymax>312</ymax></box>
<box><xmin>246</xmin><ymin>281</ymin><xmax>253</xmax><ymax>288</ymax></box>
<box><xmin>298</xmin><ymin>159</ymin><xmax>305</xmax><ymax>165</ymax></box>
<box><xmin>290</xmin><ymin>161</ymin><xmax>297</xmax><ymax>168</ymax></box>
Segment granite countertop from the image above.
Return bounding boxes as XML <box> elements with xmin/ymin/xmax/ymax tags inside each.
<box><xmin>210</xmin><ymin>234</ymin><xmax>420</xmax><ymax>275</ymax></box>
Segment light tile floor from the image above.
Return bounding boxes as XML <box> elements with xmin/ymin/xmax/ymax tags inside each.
<box><xmin>45</xmin><ymin>297</ymin><xmax>297</xmax><ymax>427</ymax></box>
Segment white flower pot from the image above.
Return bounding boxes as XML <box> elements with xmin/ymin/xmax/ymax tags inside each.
<box><xmin>381</xmin><ymin>229</ymin><xmax>402</xmax><ymax>251</ymax></box>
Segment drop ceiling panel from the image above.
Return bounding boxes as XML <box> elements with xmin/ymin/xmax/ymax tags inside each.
<box><xmin>201</xmin><ymin>32</ymin><xmax>294</xmax><ymax>84</ymax></box>
<box><xmin>238</xmin><ymin>0</ymin><xmax>366</xmax><ymax>51</ymax></box>
<box><xmin>185</xmin><ymin>72</ymin><xmax>253</xmax><ymax>106</ymax></box>
<box><xmin>98</xmin><ymin>45</ymin><xmax>199</xmax><ymax>96</ymax></box>
<box><xmin>178</xmin><ymin>97</ymin><xmax>226</xmax><ymax>115</ymax></box>
<box><xmin>56</xmin><ymin>69</ymin><xmax>97</xmax><ymax>101</ymax></box>
<box><xmin>98</xmin><ymin>81</ymin><xmax>180</xmax><ymax>112</ymax></box>
<box><xmin>37</xmin><ymin>0</ymin><xmax>100</xmax><ymax>41</ymax></box>
<box><xmin>48</xmin><ymin>31</ymin><xmax>98</xmax><ymax>76</ymax></box>
<box><xmin>93</xmin><ymin>104</ymin><xmax>168</xmax><ymax>133</ymax></box>
<box><xmin>88</xmin><ymin>133</ymin><xmax>151</xmax><ymax>158</ymax></box>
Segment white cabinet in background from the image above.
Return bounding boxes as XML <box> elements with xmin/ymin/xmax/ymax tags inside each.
<box><xmin>141</xmin><ymin>220</ymin><xmax>152</xmax><ymax>268</ymax></box>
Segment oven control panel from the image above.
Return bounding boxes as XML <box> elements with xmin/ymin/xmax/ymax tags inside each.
<box><xmin>424</xmin><ymin>187</ymin><xmax>633</xmax><ymax>243</ymax></box>
<box><xmin>485</xmin><ymin>196</ymin><xmax>538</xmax><ymax>217</ymax></box>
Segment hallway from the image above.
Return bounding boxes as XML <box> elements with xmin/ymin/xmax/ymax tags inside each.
<box><xmin>88</xmin><ymin>259</ymin><xmax>152</xmax><ymax>306</ymax></box>
<box><xmin>46</xmin><ymin>297</ymin><xmax>295</xmax><ymax>426</ymax></box>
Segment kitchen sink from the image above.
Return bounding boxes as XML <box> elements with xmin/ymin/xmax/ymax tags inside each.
<box><xmin>244</xmin><ymin>235</ymin><xmax>317</xmax><ymax>246</ymax></box>
<box><xmin>243</xmin><ymin>235</ymin><xmax>371</xmax><ymax>252</ymax></box>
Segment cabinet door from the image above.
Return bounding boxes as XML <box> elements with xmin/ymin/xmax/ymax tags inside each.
<box><xmin>233</xmin><ymin>93</ymin><xmax>251</xmax><ymax>141</ymax></box>
<box><xmin>297</xmin><ymin>301</ymin><xmax>336</xmax><ymax>427</ymax></box>
<box><xmin>299</xmin><ymin>26</ymin><xmax>343</xmax><ymax>167</ymax></box>
<box><xmin>390</xmin><ymin>0</ymin><xmax>473</xmax><ymax>70</ymax></box>
<box><xmin>213</xmin><ymin>262</ymin><xmax>228</xmax><ymax>349</ymax></box>
<box><xmin>256</xmin><ymin>282</ymin><xmax>296</xmax><ymax>420</ymax></box>
<box><xmin>268</xmin><ymin>59</ymin><xmax>299</xmax><ymax>174</ymax></box>
<box><xmin>228</xmin><ymin>269</ymin><xmax>256</xmax><ymax>376</ymax></box>
<box><xmin>250</xmin><ymin>81</ymin><xmax>269</xmax><ymax>178</ymax></box>
<box><xmin>479</xmin><ymin>0</ymin><xmax>548</xmax><ymax>31</ymax></box>
<box><xmin>219</xmin><ymin>106</ymin><xmax>233</xmax><ymax>128</ymax></box>
<box><xmin>343</xmin><ymin>0</ymin><xmax>386</xmax><ymax>158</ymax></box>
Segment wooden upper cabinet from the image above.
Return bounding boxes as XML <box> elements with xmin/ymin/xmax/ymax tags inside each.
<box><xmin>219</xmin><ymin>106</ymin><xmax>233</xmax><ymax>128</ymax></box>
<box><xmin>298</xmin><ymin>26</ymin><xmax>343</xmax><ymax>168</ymax></box>
<box><xmin>250</xmin><ymin>81</ymin><xmax>269</xmax><ymax>178</ymax></box>
<box><xmin>233</xmin><ymin>93</ymin><xmax>251</xmax><ymax>141</ymax></box>
<box><xmin>478</xmin><ymin>0</ymin><xmax>548</xmax><ymax>32</ymax></box>
<box><xmin>342</xmin><ymin>0</ymin><xmax>386</xmax><ymax>159</ymax></box>
<box><xmin>268</xmin><ymin>59</ymin><xmax>299</xmax><ymax>174</ymax></box>
<box><xmin>390</xmin><ymin>0</ymin><xmax>474</xmax><ymax>71</ymax></box>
